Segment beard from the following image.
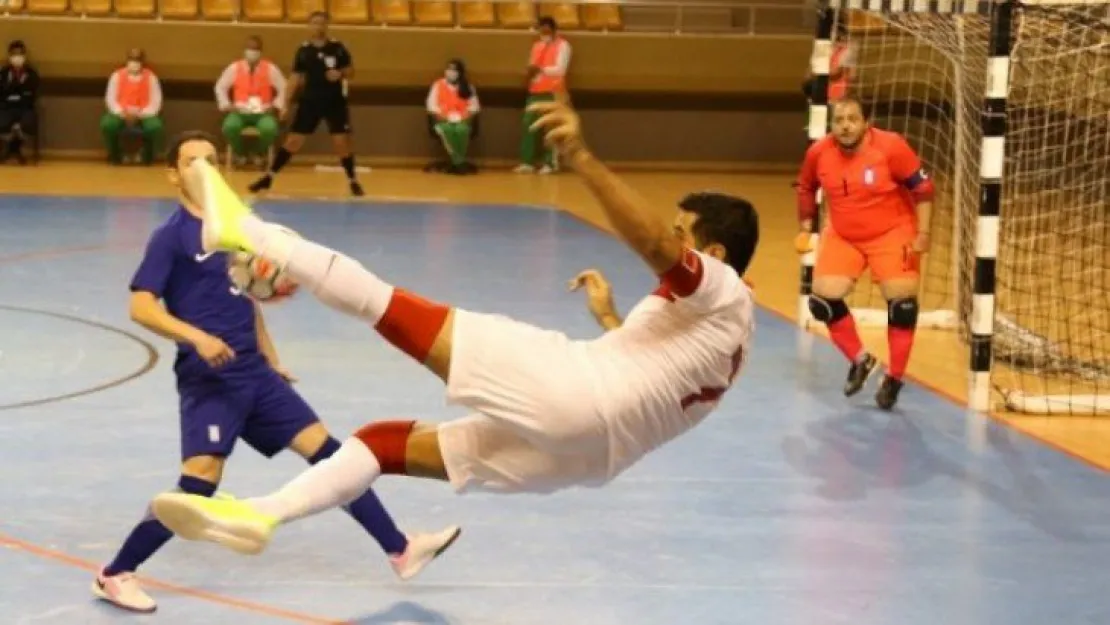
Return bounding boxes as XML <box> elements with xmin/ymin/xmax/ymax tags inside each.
<box><xmin>835</xmin><ymin>133</ymin><xmax>863</xmax><ymax>151</ymax></box>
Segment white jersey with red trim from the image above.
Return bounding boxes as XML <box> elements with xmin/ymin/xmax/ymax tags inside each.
<box><xmin>584</xmin><ymin>249</ymin><xmax>754</xmax><ymax>478</ymax></box>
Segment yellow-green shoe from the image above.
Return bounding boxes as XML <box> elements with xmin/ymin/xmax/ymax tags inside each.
<box><xmin>188</xmin><ymin>158</ymin><xmax>257</xmax><ymax>255</ymax></box>
<box><xmin>151</xmin><ymin>492</ymin><xmax>278</xmax><ymax>556</ymax></box>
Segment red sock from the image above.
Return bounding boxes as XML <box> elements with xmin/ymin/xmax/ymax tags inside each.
<box><xmin>827</xmin><ymin>314</ymin><xmax>865</xmax><ymax>362</ymax></box>
<box><xmin>354</xmin><ymin>420</ymin><xmax>416</xmax><ymax>475</ymax></box>
<box><xmin>887</xmin><ymin>326</ymin><xmax>915</xmax><ymax>380</ymax></box>
<box><xmin>374</xmin><ymin>289</ymin><xmax>451</xmax><ymax>363</ymax></box>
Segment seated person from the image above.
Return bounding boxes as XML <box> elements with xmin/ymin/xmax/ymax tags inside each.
<box><xmin>100</xmin><ymin>49</ymin><xmax>164</xmax><ymax>165</ymax></box>
<box><xmin>215</xmin><ymin>36</ymin><xmax>286</xmax><ymax>168</ymax></box>
<box><xmin>425</xmin><ymin>59</ymin><xmax>479</xmax><ymax>175</ymax></box>
<box><xmin>0</xmin><ymin>40</ymin><xmax>39</xmax><ymax>163</ymax></box>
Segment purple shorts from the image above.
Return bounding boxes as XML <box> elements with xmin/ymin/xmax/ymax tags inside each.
<box><xmin>178</xmin><ymin>368</ymin><xmax>319</xmax><ymax>460</ymax></box>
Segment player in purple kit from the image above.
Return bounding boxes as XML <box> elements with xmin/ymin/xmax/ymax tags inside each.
<box><xmin>92</xmin><ymin>130</ymin><xmax>460</xmax><ymax>613</ymax></box>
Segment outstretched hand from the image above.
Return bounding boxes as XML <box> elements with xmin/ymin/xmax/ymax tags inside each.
<box><xmin>527</xmin><ymin>90</ymin><xmax>588</xmax><ymax>162</ymax></box>
<box><xmin>568</xmin><ymin>268</ymin><xmax>619</xmax><ymax>326</ymax></box>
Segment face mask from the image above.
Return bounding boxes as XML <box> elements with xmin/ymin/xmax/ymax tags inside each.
<box><xmin>444</xmin><ymin>69</ymin><xmax>459</xmax><ymax>83</ymax></box>
<box><xmin>127</xmin><ymin>60</ymin><xmax>142</xmax><ymax>74</ymax></box>
<box><xmin>9</xmin><ymin>55</ymin><xmax>25</xmax><ymax>68</ymax></box>
<box><xmin>245</xmin><ymin>49</ymin><xmax>261</xmax><ymax>63</ymax></box>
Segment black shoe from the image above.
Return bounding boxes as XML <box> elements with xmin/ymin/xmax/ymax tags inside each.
<box><xmin>248</xmin><ymin>175</ymin><xmax>273</xmax><ymax>194</ymax></box>
<box><xmin>844</xmin><ymin>353</ymin><xmax>878</xmax><ymax>397</ymax></box>
<box><xmin>349</xmin><ymin>181</ymin><xmax>364</xmax><ymax>197</ymax></box>
<box><xmin>875</xmin><ymin>375</ymin><xmax>904</xmax><ymax>410</ymax></box>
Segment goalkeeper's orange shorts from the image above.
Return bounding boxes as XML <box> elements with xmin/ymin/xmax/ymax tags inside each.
<box><xmin>814</xmin><ymin>223</ymin><xmax>920</xmax><ymax>283</ymax></box>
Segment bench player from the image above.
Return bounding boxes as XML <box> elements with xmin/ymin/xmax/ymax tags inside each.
<box><xmin>147</xmin><ymin>93</ymin><xmax>760</xmax><ymax>555</ymax></box>
<box><xmin>794</xmin><ymin>96</ymin><xmax>934</xmax><ymax>410</ymax></box>
<box><xmin>93</xmin><ymin>130</ymin><xmax>458</xmax><ymax>613</ymax></box>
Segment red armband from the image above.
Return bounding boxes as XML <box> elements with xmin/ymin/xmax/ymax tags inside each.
<box><xmin>659</xmin><ymin>248</ymin><xmax>704</xmax><ymax>298</ymax></box>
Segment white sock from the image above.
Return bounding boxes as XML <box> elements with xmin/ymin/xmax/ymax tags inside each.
<box><xmin>242</xmin><ymin>215</ymin><xmax>394</xmax><ymax>325</ymax></box>
<box><xmin>249</xmin><ymin>438</ymin><xmax>382</xmax><ymax>523</ymax></box>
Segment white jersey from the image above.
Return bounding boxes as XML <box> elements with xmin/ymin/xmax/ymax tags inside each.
<box><xmin>440</xmin><ymin>248</ymin><xmax>753</xmax><ymax>494</ymax></box>
<box><xmin>584</xmin><ymin>249</ymin><xmax>754</xmax><ymax>479</ymax></box>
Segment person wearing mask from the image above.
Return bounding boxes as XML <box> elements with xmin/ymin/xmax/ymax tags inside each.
<box><xmin>514</xmin><ymin>17</ymin><xmax>571</xmax><ymax>175</ymax></box>
<box><xmin>425</xmin><ymin>59</ymin><xmax>480</xmax><ymax>175</ymax></box>
<box><xmin>100</xmin><ymin>48</ymin><xmax>164</xmax><ymax>165</ymax></box>
<box><xmin>215</xmin><ymin>36</ymin><xmax>287</xmax><ymax>168</ymax></box>
<box><xmin>0</xmin><ymin>40</ymin><xmax>39</xmax><ymax>163</ymax></box>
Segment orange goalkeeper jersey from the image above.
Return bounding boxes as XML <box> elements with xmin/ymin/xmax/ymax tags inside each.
<box><xmin>795</xmin><ymin>128</ymin><xmax>934</xmax><ymax>242</ymax></box>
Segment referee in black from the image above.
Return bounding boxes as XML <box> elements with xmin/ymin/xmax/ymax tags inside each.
<box><xmin>249</xmin><ymin>11</ymin><xmax>364</xmax><ymax>196</ymax></box>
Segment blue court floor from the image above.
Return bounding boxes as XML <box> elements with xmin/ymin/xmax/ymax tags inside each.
<box><xmin>1</xmin><ymin>195</ymin><xmax>1109</xmax><ymax>625</ymax></box>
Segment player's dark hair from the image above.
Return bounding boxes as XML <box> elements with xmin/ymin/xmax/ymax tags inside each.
<box><xmin>678</xmin><ymin>192</ymin><xmax>760</xmax><ymax>277</ymax></box>
<box><xmin>246</xmin><ymin>35</ymin><xmax>263</xmax><ymax>48</ymax></box>
<box><xmin>8</xmin><ymin>40</ymin><xmax>25</xmax><ymax>54</ymax></box>
<box><xmin>537</xmin><ymin>16</ymin><xmax>557</xmax><ymax>31</ymax></box>
<box><xmin>165</xmin><ymin>130</ymin><xmax>218</xmax><ymax>168</ymax></box>
<box><xmin>448</xmin><ymin>58</ymin><xmax>473</xmax><ymax>100</ymax></box>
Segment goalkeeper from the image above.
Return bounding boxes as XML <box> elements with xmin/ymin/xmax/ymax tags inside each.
<box><xmin>793</xmin><ymin>97</ymin><xmax>934</xmax><ymax>410</ymax></box>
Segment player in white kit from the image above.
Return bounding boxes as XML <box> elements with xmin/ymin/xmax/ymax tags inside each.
<box><xmin>150</xmin><ymin>92</ymin><xmax>760</xmax><ymax>555</ymax></box>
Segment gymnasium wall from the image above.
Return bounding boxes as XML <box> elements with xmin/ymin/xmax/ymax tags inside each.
<box><xmin>0</xmin><ymin>17</ymin><xmax>813</xmax><ymax>169</ymax></box>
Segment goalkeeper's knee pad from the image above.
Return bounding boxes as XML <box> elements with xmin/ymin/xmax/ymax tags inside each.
<box><xmin>808</xmin><ymin>295</ymin><xmax>850</xmax><ymax>323</ymax></box>
<box><xmin>888</xmin><ymin>298</ymin><xmax>919</xmax><ymax>328</ymax></box>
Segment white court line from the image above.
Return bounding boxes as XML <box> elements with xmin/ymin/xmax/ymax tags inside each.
<box><xmin>212</xmin><ymin>580</ymin><xmax>752</xmax><ymax>591</ymax></box>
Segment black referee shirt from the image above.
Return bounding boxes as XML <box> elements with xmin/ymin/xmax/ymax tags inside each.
<box><xmin>292</xmin><ymin>39</ymin><xmax>351</xmax><ymax>102</ymax></box>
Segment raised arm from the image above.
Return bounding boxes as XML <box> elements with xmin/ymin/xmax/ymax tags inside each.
<box><xmin>529</xmin><ymin>93</ymin><xmax>682</xmax><ymax>276</ymax></box>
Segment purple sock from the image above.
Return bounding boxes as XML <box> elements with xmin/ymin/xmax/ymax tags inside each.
<box><xmin>103</xmin><ymin>475</ymin><xmax>218</xmax><ymax>576</ymax></box>
<box><xmin>309</xmin><ymin>437</ymin><xmax>408</xmax><ymax>556</ymax></box>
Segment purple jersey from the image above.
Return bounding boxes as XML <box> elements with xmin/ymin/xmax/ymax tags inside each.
<box><xmin>130</xmin><ymin>206</ymin><xmax>266</xmax><ymax>384</ymax></box>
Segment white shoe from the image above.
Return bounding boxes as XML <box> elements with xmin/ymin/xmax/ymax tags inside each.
<box><xmin>513</xmin><ymin>164</ymin><xmax>535</xmax><ymax>174</ymax></box>
<box><xmin>538</xmin><ymin>165</ymin><xmax>555</xmax><ymax>175</ymax></box>
<box><xmin>389</xmin><ymin>526</ymin><xmax>462</xmax><ymax>581</ymax></box>
<box><xmin>91</xmin><ymin>568</ymin><xmax>157</xmax><ymax>613</ymax></box>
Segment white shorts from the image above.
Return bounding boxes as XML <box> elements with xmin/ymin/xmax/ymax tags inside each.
<box><xmin>439</xmin><ymin>309</ymin><xmax>610</xmax><ymax>494</ymax></box>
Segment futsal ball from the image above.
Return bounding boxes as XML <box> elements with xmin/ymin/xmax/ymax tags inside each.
<box><xmin>228</xmin><ymin>252</ymin><xmax>299</xmax><ymax>302</ymax></box>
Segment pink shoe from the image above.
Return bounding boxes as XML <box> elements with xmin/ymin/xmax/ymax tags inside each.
<box><xmin>390</xmin><ymin>526</ymin><xmax>462</xmax><ymax>581</ymax></box>
<box><xmin>91</xmin><ymin>568</ymin><xmax>157</xmax><ymax>613</ymax></box>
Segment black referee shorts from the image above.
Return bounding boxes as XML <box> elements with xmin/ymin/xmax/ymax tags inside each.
<box><xmin>289</xmin><ymin>97</ymin><xmax>351</xmax><ymax>135</ymax></box>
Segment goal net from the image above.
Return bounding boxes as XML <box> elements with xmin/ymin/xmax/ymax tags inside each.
<box><xmin>833</xmin><ymin>0</ymin><xmax>1110</xmax><ymax>414</ymax></box>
